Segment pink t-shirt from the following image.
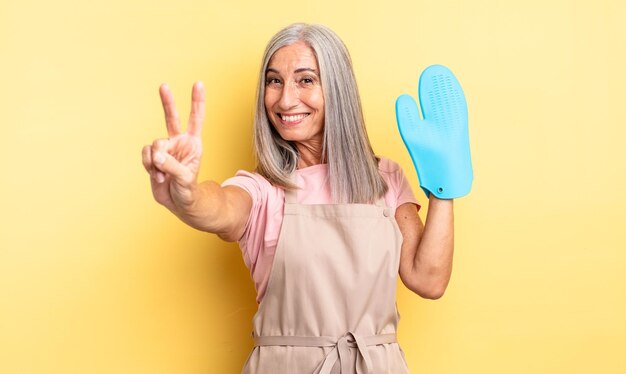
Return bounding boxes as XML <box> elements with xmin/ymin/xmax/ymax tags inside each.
<box><xmin>222</xmin><ymin>157</ymin><xmax>419</xmax><ymax>303</ymax></box>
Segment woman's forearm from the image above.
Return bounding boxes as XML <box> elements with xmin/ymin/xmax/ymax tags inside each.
<box><xmin>169</xmin><ymin>180</ymin><xmax>251</xmax><ymax>240</ymax></box>
<box><xmin>397</xmin><ymin>197</ymin><xmax>454</xmax><ymax>299</ymax></box>
<box><xmin>412</xmin><ymin>196</ymin><xmax>454</xmax><ymax>298</ymax></box>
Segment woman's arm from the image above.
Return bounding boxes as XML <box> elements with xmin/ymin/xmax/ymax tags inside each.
<box><xmin>395</xmin><ymin>197</ymin><xmax>454</xmax><ymax>299</ymax></box>
<box><xmin>393</xmin><ymin>65</ymin><xmax>471</xmax><ymax>299</ymax></box>
<box><xmin>141</xmin><ymin>82</ymin><xmax>252</xmax><ymax>242</ymax></box>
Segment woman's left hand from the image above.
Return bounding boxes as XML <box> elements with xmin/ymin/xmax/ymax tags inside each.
<box><xmin>395</xmin><ymin>65</ymin><xmax>473</xmax><ymax>199</ymax></box>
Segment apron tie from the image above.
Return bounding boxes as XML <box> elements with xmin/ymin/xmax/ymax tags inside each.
<box><xmin>319</xmin><ymin>332</ymin><xmax>373</xmax><ymax>374</ymax></box>
<box><xmin>254</xmin><ymin>332</ymin><xmax>397</xmax><ymax>374</ymax></box>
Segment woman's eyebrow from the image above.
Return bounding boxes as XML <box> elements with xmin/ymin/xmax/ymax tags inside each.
<box><xmin>265</xmin><ymin>67</ymin><xmax>318</xmax><ymax>74</ymax></box>
<box><xmin>294</xmin><ymin>67</ymin><xmax>318</xmax><ymax>74</ymax></box>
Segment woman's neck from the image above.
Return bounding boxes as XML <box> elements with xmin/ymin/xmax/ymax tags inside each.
<box><xmin>295</xmin><ymin>140</ymin><xmax>323</xmax><ymax>169</ymax></box>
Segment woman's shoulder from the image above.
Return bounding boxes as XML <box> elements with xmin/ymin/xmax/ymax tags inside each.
<box><xmin>377</xmin><ymin>156</ymin><xmax>404</xmax><ymax>175</ymax></box>
<box><xmin>377</xmin><ymin>156</ymin><xmax>420</xmax><ymax>210</ymax></box>
<box><xmin>222</xmin><ymin>169</ymin><xmax>278</xmax><ymax>202</ymax></box>
<box><xmin>227</xmin><ymin>169</ymin><xmax>273</xmax><ymax>185</ymax></box>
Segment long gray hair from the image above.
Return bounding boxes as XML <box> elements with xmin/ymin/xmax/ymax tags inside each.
<box><xmin>253</xmin><ymin>23</ymin><xmax>387</xmax><ymax>203</ymax></box>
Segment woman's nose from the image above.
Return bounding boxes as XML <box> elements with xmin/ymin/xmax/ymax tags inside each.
<box><xmin>278</xmin><ymin>82</ymin><xmax>299</xmax><ymax>109</ymax></box>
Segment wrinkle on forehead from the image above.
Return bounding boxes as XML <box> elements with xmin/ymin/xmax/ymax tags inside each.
<box><xmin>267</xmin><ymin>41</ymin><xmax>319</xmax><ymax>74</ymax></box>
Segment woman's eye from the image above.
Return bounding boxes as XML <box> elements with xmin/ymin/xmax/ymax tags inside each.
<box><xmin>300</xmin><ymin>77</ymin><xmax>314</xmax><ymax>85</ymax></box>
<box><xmin>266</xmin><ymin>78</ymin><xmax>282</xmax><ymax>86</ymax></box>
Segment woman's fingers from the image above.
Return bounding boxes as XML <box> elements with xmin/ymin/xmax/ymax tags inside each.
<box><xmin>142</xmin><ymin>144</ymin><xmax>166</xmax><ymax>183</ymax></box>
<box><xmin>141</xmin><ymin>145</ymin><xmax>152</xmax><ymax>172</ymax></box>
<box><xmin>159</xmin><ymin>82</ymin><xmax>205</xmax><ymax>137</ymax></box>
<box><xmin>160</xmin><ymin>84</ymin><xmax>182</xmax><ymax>137</ymax></box>
<box><xmin>187</xmin><ymin>81</ymin><xmax>205</xmax><ymax>137</ymax></box>
<box><xmin>151</xmin><ymin>138</ymin><xmax>175</xmax><ymax>184</ymax></box>
<box><xmin>148</xmin><ymin>81</ymin><xmax>203</xmax><ymax>187</ymax></box>
<box><xmin>152</xmin><ymin>150</ymin><xmax>194</xmax><ymax>186</ymax></box>
<box><xmin>151</xmin><ymin>138</ymin><xmax>194</xmax><ymax>184</ymax></box>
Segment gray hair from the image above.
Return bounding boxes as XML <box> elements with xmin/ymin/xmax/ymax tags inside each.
<box><xmin>253</xmin><ymin>23</ymin><xmax>387</xmax><ymax>203</ymax></box>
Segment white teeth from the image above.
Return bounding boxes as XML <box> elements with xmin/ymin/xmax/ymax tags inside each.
<box><xmin>282</xmin><ymin>114</ymin><xmax>308</xmax><ymax>122</ymax></box>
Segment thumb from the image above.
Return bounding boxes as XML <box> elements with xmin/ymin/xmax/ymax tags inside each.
<box><xmin>396</xmin><ymin>94</ymin><xmax>421</xmax><ymax>125</ymax></box>
<box><xmin>152</xmin><ymin>151</ymin><xmax>195</xmax><ymax>186</ymax></box>
<box><xmin>396</xmin><ymin>94</ymin><xmax>425</xmax><ymax>141</ymax></box>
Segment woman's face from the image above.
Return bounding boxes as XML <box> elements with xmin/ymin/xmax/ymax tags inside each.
<box><xmin>264</xmin><ymin>41</ymin><xmax>325</xmax><ymax>146</ymax></box>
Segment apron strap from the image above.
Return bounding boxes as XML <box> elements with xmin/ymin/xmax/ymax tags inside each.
<box><xmin>284</xmin><ymin>187</ymin><xmax>298</xmax><ymax>205</ymax></box>
<box><xmin>254</xmin><ymin>332</ymin><xmax>397</xmax><ymax>374</ymax></box>
<box><xmin>374</xmin><ymin>197</ymin><xmax>385</xmax><ymax>207</ymax></box>
<box><xmin>284</xmin><ymin>172</ymin><xmax>298</xmax><ymax>204</ymax></box>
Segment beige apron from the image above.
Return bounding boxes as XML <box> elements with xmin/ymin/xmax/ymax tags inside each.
<box><xmin>242</xmin><ymin>180</ymin><xmax>410</xmax><ymax>373</ymax></box>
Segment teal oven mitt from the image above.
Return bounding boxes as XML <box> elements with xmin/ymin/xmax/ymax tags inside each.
<box><xmin>395</xmin><ymin>64</ymin><xmax>473</xmax><ymax>199</ymax></box>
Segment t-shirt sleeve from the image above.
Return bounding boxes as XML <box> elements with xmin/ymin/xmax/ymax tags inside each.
<box><xmin>221</xmin><ymin>171</ymin><xmax>271</xmax><ymax>269</ymax></box>
<box><xmin>379</xmin><ymin>158</ymin><xmax>421</xmax><ymax>212</ymax></box>
<box><xmin>395</xmin><ymin>165</ymin><xmax>420</xmax><ymax>211</ymax></box>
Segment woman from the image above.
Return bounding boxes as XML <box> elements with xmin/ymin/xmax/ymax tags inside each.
<box><xmin>142</xmin><ymin>23</ymin><xmax>455</xmax><ymax>373</ymax></box>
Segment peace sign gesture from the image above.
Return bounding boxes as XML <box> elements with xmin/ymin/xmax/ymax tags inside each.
<box><xmin>142</xmin><ymin>82</ymin><xmax>205</xmax><ymax>213</ymax></box>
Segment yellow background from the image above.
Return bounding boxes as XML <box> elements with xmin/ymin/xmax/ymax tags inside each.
<box><xmin>1</xmin><ymin>0</ymin><xmax>625</xmax><ymax>372</ymax></box>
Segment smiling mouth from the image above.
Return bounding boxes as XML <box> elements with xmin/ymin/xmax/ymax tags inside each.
<box><xmin>279</xmin><ymin>113</ymin><xmax>310</xmax><ymax>124</ymax></box>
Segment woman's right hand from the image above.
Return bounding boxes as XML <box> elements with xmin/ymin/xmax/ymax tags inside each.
<box><xmin>142</xmin><ymin>82</ymin><xmax>205</xmax><ymax>214</ymax></box>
